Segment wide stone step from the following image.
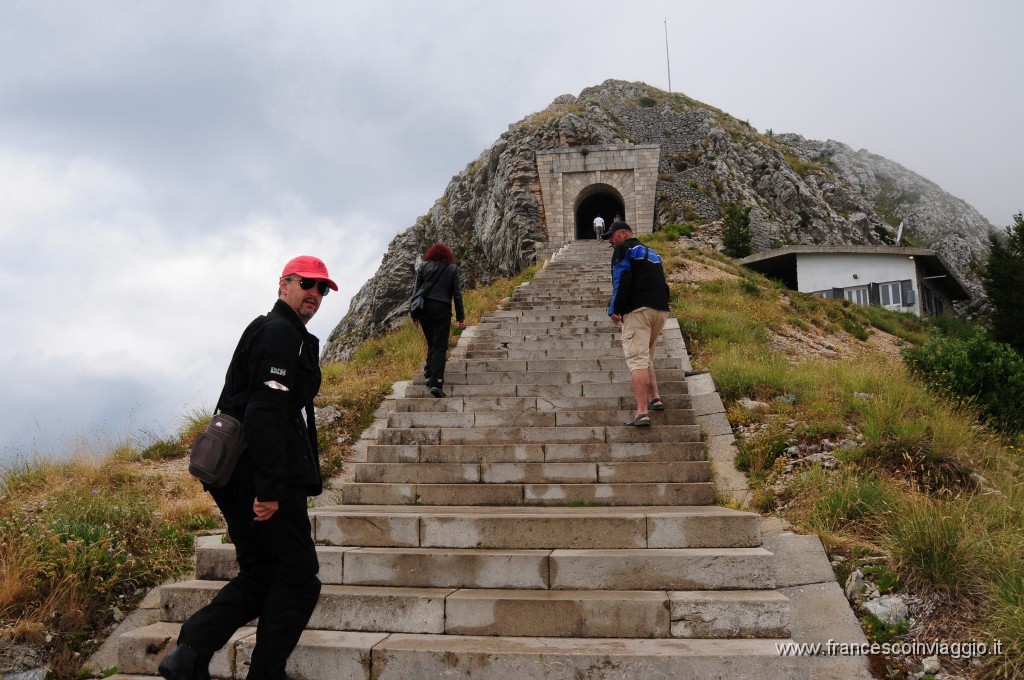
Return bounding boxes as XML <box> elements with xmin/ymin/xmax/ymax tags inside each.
<box><xmin>195</xmin><ymin>542</ymin><xmax>773</xmax><ymax>594</ymax></box>
<box><xmin>113</xmin><ymin>623</ymin><xmax>808</xmax><ymax>680</ymax></box>
<box><xmin>365</xmin><ymin>441</ymin><xmax>706</xmax><ymax>464</ymax></box>
<box><xmin>334</xmin><ymin>546</ymin><xmax>778</xmax><ymax>593</ymax></box>
<box><xmin>433</xmin><ymin>369</ymin><xmax>691</xmax><ymax>385</ymax></box>
<box><xmin>482</xmin><ymin>312</ymin><xmax>612</xmax><ymax>322</ymax></box>
<box><xmin>392</xmin><ymin>394</ymin><xmax>694</xmax><ymax>413</ymax></box>
<box><xmin>115</xmin><ymin>622</ymin><xmax>389</xmax><ymax>679</ymax></box>
<box><xmin>158</xmin><ymin>581</ymin><xmax>785</xmax><ymax>640</ymax></box>
<box><xmin>311</xmin><ymin>506</ymin><xmax>761</xmax><ymax>549</ymax></box>
<box><xmin>443</xmin><ymin>357</ymin><xmax>685</xmax><ymax>372</ymax></box>
<box><xmin>196</xmin><ymin>539</ymin><xmax>549</xmax><ymax>586</ymax></box>
<box><xmin>340</xmin><ymin>481</ymin><xmax>716</xmax><ymax>506</ymax></box>
<box><xmin>367</xmin><ymin>634</ymin><xmax>808</xmax><ymax>679</ymax></box>
<box><xmin>385</xmin><ymin>409</ymin><xmax>696</xmax><ymax>428</ymax></box>
<box><xmin>376</xmin><ymin>424</ymin><xmax>701</xmax><ymax>446</ymax></box>
<box><xmin>162</xmin><ymin>581</ymin><xmax>455</xmax><ymax>634</ymax></box>
<box><xmin>403</xmin><ymin>381</ymin><xmax>690</xmax><ymax>398</ymax></box>
<box><xmin>353</xmin><ymin>461</ymin><xmax>711</xmax><ymax>484</ymax></box>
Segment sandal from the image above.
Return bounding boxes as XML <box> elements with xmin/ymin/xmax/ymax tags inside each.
<box><xmin>625</xmin><ymin>413</ymin><xmax>651</xmax><ymax>427</ymax></box>
<box><xmin>648</xmin><ymin>397</ymin><xmax>665</xmax><ymax>411</ymax></box>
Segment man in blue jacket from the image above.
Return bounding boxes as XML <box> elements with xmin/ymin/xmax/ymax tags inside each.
<box><xmin>606</xmin><ymin>222</ymin><xmax>670</xmax><ymax>427</ymax></box>
<box><xmin>160</xmin><ymin>256</ymin><xmax>336</xmax><ymax>680</ymax></box>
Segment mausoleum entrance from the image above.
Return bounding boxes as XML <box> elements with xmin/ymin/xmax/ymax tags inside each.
<box><xmin>575</xmin><ymin>186</ymin><xmax>625</xmax><ymax>240</ymax></box>
<box><xmin>535</xmin><ymin>144</ymin><xmax>660</xmax><ymax>245</ymax></box>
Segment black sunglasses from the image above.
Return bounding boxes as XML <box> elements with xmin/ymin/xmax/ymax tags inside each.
<box><xmin>292</xmin><ymin>277</ymin><xmax>331</xmax><ymax>296</ymax></box>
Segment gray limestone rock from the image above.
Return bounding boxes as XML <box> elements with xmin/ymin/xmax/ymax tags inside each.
<box><xmin>322</xmin><ymin>79</ymin><xmax>994</xmax><ymax>360</ymax></box>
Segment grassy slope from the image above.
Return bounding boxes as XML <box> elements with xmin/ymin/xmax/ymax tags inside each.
<box><xmin>643</xmin><ymin>231</ymin><xmax>1023</xmax><ymax>679</ymax></box>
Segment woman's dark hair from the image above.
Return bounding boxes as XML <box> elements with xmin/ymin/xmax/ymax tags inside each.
<box><xmin>423</xmin><ymin>243</ymin><xmax>455</xmax><ymax>265</ymax></box>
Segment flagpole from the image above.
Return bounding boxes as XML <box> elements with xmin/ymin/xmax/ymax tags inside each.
<box><xmin>664</xmin><ymin>19</ymin><xmax>672</xmax><ymax>93</ymax></box>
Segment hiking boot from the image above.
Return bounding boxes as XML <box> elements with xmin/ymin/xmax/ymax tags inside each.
<box><xmin>430</xmin><ymin>386</ymin><xmax>446</xmax><ymax>398</ymax></box>
<box><xmin>158</xmin><ymin>643</ymin><xmax>211</xmax><ymax>680</ymax></box>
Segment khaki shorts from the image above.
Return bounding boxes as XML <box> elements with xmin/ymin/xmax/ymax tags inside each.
<box><xmin>621</xmin><ymin>307</ymin><xmax>668</xmax><ymax>371</ymax></box>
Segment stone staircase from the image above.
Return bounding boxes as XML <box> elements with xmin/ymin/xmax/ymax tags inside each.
<box><xmin>111</xmin><ymin>240</ymin><xmax>810</xmax><ymax>679</ymax></box>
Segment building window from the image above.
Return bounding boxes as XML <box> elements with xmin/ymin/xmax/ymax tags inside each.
<box><xmin>845</xmin><ymin>286</ymin><xmax>870</xmax><ymax>306</ymax></box>
<box><xmin>879</xmin><ymin>281</ymin><xmax>903</xmax><ymax>310</ymax></box>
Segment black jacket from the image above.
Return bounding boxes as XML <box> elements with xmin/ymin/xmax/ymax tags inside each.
<box><xmin>608</xmin><ymin>238</ymin><xmax>671</xmax><ymax>316</ymax></box>
<box><xmin>415</xmin><ymin>261</ymin><xmax>465</xmax><ymax>321</ymax></box>
<box><xmin>215</xmin><ymin>299</ymin><xmax>323</xmax><ymax>501</ymax></box>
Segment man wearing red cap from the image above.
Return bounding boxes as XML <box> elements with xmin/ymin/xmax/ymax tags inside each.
<box><xmin>160</xmin><ymin>256</ymin><xmax>337</xmax><ymax>680</ymax></box>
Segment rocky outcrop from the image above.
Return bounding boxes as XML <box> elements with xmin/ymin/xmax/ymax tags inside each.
<box><xmin>775</xmin><ymin>135</ymin><xmax>991</xmax><ymax>303</ymax></box>
<box><xmin>322</xmin><ymin>80</ymin><xmax>993</xmax><ymax>360</ymax></box>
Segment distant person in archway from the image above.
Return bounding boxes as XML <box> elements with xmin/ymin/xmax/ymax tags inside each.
<box><xmin>592</xmin><ymin>214</ymin><xmax>605</xmax><ymax>240</ymax></box>
<box><xmin>606</xmin><ymin>222</ymin><xmax>670</xmax><ymax>426</ymax></box>
<box><xmin>411</xmin><ymin>243</ymin><xmax>466</xmax><ymax>398</ymax></box>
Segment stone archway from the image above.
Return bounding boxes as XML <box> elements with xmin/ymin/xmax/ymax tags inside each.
<box><xmin>575</xmin><ymin>185</ymin><xmax>625</xmax><ymax>239</ymax></box>
<box><xmin>535</xmin><ymin>144</ymin><xmax>660</xmax><ymax>246</ymax></box>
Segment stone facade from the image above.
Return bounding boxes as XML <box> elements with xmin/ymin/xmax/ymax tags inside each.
<box><xmin>536</xmin><ymin>144</ymin><xmax>660</xmax><ymax>245</ymax></box>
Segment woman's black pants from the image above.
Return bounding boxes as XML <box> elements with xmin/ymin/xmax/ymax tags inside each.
<box><xmin>419</xmin><ymin>299</ymin><xmax>452</xmax><ymax>388</ymax></box>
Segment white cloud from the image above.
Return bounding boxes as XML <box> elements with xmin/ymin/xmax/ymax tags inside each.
<box><xmin>0</xmin><ymin>148</ymin><xmax>384</xmax><ymax>458</ymax></box>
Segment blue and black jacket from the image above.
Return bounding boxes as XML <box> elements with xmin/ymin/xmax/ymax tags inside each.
<box><xmin>608</xmin><ymin>238</ymin><xmax>671</xmax><ymax>316</ymax></box>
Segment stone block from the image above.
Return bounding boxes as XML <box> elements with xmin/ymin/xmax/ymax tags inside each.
<box><xmin>670</xmin><ymin>590</ymin><xmax>791</xmax><ymax>638</ymax></box>
<box><xmin>522</xmin><ymin>482</ymin><xmax>714</xmax><ymax>506</ymax></box>
<box><xmin>353</xmin><ymin>462</ymin><xmax>480</xmax><ymax>484</ymax></box>
<box><xmin>549</xmin><ymin>548</ymin><xmax>776</xmax><ymax>590</ymax></box>
<box><xmin>419</xmin><ymin>512</ymin><xmax>648</xmax><ymax>549</ymax></box>
<box><xmin>306</xmin><ymin>585</ymin><xmax>452</xmax><ymax>633</ymax></box>
<box><xmin>342</xmin><ymin>547</ymin><xmax>550</xmax><ymax>589</ymax></box>
<box><xmin>314</xmin><ymin>511</ymin><xmax>420</xmax><ymax>547</ymax></box>
<box><xmin>235</xmin><ymin>629</ymin><xmax>386</xmax><ymax>680</ymax></box>
<box><xmin>597</xmin><ymin>461</ymin><xmax>710</xmax><ymax>483</ymax></box>
<box><xmin>481</xmin><ymin>462</ymin><xmax>597</xmax><ymax>484</ymax></box>
<box><xmin>444</xmin><ymin>589</ymin><xmax>670</xmax><ymax>638</ymax></box>
<box><xmin>762</xmin><ymin>532</ymin><xmax>838</xmax><ymax>588</ymax></box>
<box><xmin>646</xmin><ymin>507</ymin><xmax>761</xmax><ymax>548</ymax></box>
<box><xmin>340</xmin><ymin>483</ymin><xmax>415</xmax><ymax>505</ymax></box>
<box><xmin>370</xmin><ymin>635</ymin><xmax>808</xmax><ymax>680</ymax></box>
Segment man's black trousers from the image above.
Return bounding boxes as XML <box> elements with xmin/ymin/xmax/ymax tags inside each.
<box><xmin>419</xmin><ymin>299</ymin><xmax>452</xmax><ymax>388</ymax></box>
<box><xmin>178</xmin><ymin>480</ymin><xmax>321</xmax><ymax>680</ymax></box>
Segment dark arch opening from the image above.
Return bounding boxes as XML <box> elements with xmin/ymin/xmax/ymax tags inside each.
<box><xmin>575</xmin><ymin>189</ymin><xmax>625</xmax><ymax>240</ymax></box>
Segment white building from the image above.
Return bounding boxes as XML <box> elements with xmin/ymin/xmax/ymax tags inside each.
<box><xmin>738</xmin><ymin>245</ymin><xmax>969</xmax><ymax>317</ymax></box>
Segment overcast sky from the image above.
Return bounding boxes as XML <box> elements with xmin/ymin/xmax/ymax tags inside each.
<box><xmin>1</xmin><ymin>1</ymin><xmax>1020</xmax><ymax>466</ymax></box>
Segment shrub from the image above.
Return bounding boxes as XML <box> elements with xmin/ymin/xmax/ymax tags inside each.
<box><xmin>800</xmin><ymin>467</ymin><xmax>897</xmax><ymax>535</ymax></box>
<box><xmin>661</xmin><ymin>223</ymin><xmax>694</xmax><ymax>239</ymax></box>
<box><xmin>722</xmin><ymin>203</ymin><xmax>753</xmax><ymax>258</ymax></box>
<box><xmin>861</xmin><ymin>613</ymin><xmax>910</xmax><ymax>644</ymax></box>
<box><xmin>983</xmin><ymin>558</ymin><xmax>1024</xmax><ymax>678</ymax></box>
<box><xmin>884</xmin><ymin>496</ymin><xmax>984</xmax><ymax>593</ymax></box>
<box><xmin>980</xmin><ymin>211</ymin><xmax>1024</xmax><ymax>353</ymax></box>
<box><xmin>735</xmin><ymin>424</ymin><xmax>788</xmax><ymax>481</ymax></box>
<box><xmin>902</xmin><ymin>328</ymin><xmax>1024</xmax><ymax>433</ymax></box>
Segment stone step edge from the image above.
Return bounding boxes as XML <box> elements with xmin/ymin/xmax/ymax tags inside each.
<box><xmin>114</xmin><ymin>623</ymin><xmax>806</xmax><ymax>680</ymax></box>
<box><xmin>158</xmin><ymin>582</ymin><xmax>791</xmax><ymax>639</ymax></box>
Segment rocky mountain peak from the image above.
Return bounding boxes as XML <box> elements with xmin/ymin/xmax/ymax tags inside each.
<box><xmin>322</xmin><ymin>79</ymin><xmax>992</xmax><ymax>361</ymax></box>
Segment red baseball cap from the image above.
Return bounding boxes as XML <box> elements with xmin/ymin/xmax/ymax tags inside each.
<box><xmin>281</xmin><ymin>255</ymin><xmax>338</xmax><ymax>291</ymax></box>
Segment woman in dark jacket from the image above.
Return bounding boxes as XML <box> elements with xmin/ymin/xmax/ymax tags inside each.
<box><xmin>412</xmin><ymin>243</ymin><xmax>465</xmax><ymax>397</ymax></box>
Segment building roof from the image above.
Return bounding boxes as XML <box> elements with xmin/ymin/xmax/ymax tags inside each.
<box><xmin>738</xmin><ymin>245</ymin><xmax>970</xmax><ymax>300</ymax></box>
